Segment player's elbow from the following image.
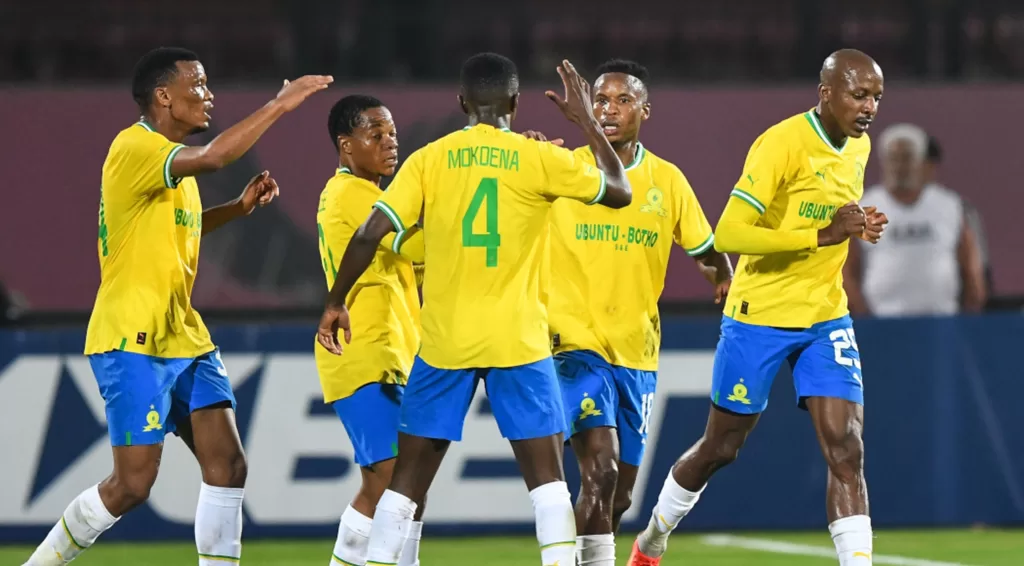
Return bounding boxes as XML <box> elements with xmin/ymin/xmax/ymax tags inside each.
<box><xmin>599</xmin><ymin>176</ymin><xmax>632</xmax><ymax>209</ymax></box>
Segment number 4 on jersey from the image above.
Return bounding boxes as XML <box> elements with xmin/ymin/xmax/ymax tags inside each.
<box><xmin>462</xmin><ymin>177</ymin><xmax>501</xmax><ymax>267</ymax></box>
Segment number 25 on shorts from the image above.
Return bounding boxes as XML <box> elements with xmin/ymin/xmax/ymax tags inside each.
<box><xmin>462</xmin><ymin>177</ymin><xmax>501</xmax><ymax>267</ymax></box>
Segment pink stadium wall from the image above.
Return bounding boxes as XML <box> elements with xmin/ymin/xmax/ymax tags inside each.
<box><xmin>2</xmin><ymin>85</ymin><xmax>1021</xmax><ymax>310</ymax></box>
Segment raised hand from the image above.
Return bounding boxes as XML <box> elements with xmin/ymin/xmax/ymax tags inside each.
<box><xmin>544</xmin><ymin>60</ymin><xmax>597</xmax><ymax>127</ymax></box>
<box><xmin>237</xmin><ymin>170</ymin><xmax>280</xmax><ymax>215</ymax></box>
<box><xmin>818</xmin><ymin>202</ymin><xmax>867</xmax><ymax>247</ymax></box>
<box><xmin>275</xmin><ymin>75</ymin><xmax>334</xmax><ymax>112</ymax></box>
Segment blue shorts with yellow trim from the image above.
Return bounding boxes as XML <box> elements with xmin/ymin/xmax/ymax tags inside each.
<box><xmin>710</xmin><ymin>315</ymin><xmax>864</xmax><ymax>414</ymax></box>
<box><xmin>399</xmin><ymin>356</ymin><xmax>567</xmax><ymax>442</ymax></box>
<box><xmin>88</xmin><ymin>348</ymin><xmax>236</xmax><ymax>447</ymax></box>
<box><xmin>555</xmin><ymin>350</ymin><xmax>657</xmax><ymax>467</ymax></box>
<box><xmin>332</xmin><ymin>382</ymin><xmax>404</xmax><ymax>467</ymax></box>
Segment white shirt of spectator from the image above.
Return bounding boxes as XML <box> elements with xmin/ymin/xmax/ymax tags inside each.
<box><xmin>860</xmin><ymin>183</ymin><xmax>963</xmax><ymax>316</ymax></box>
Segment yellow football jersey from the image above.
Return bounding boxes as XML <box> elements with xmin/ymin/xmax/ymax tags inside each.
<box><xmin>724</xmin><ymin>109</ymin><xmax>871</xmax><ymax>328</ymax></box>
<box><xmin>314</xmin><ymin>167</ymin><xmax>423</xmax><ymax>402</ymax></box>
<box><xmin>374</xmin><ymin>124</ymin><xmax>608</xmax><ymax>369</ymax></box>
<box><xmin>548</xmin><ymin>144</ymin><xmax>714</xmax><ymax>371</ymax></box>
<box><xmin>85</xmin><ymin>121</ymin><xmax>213</xmax><ymax>358</ymax></box>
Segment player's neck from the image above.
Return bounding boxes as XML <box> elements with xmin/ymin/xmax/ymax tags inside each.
<box><xmin>814</xmin><ymin>106</ymin><xmax>847</xmax><ymax>149</ymax></box>
<box><xmin>140</xmin><ymin>113</ymin><xmax>189</xmax><ymax>143</ymax></box>
<box><xmin>467</xmin><ymin>112</ymin><xmax>511</xmax><ymax>131</ymax></box>
<box><xmin>612</xmin><ymin>139</ymin><xmax>640</xmax><ymax>168</ymax></box>
<box><xmin>339</xmin><ymin>160</ymin><xmax>382</xmax><ymax>187</ymax></box>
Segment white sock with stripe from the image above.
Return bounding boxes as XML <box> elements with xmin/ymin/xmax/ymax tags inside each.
<box><xmin>24</xmin><ymin>484</ymin><xmax>118</xmax><ymax>565</ymax></box>
<box><xmin>195</xmin><ymin>483</ymin><xmax>244</xmax><ymax>565</ymax></box>
<box><xmin>830</xmin><ymin>515</ymin><xmax>873</xmax><ymax>565</ymax></box>
<box><xmin>636</xmin><ymin>472</ymin><xmax>704</xmax><ymax>558</ymax></box>
<box><xmin>530</xmin><ymin>481</ymin><xmax>576</xmax><ymax>566</ymax></box>
<box><xmin>577</xmin><ymin>533</ymin><xmax>615</xmax><ymax>565</ymax></box>
<box><xmin>330</xmin><ymin>505</ymin><xmax>372</xmax><ymax>565</ymax></box>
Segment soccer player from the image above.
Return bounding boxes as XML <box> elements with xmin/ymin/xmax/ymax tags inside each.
<box><xmin>316</xmin><ymin>94</ymin><xmax>426</xmax><ymax>566</ymax></box>
<box><xmin>24</xmin><ymin>47</ymin><xmax>331</xmax><ymax>566</ymax></box>
<box><xmin>537</xmin><ymin>59</ymin><xmax>733</xmax><ymax>566</ymax></box>
<box><xmin>316</xmin><ymin>53</ymin><xmax>632</xmax><ymax>566</ymax></box>
<box><xmin>628</xmin><ymin>49</ymin><xmax>889</xmax><ymax>566</ymax></box>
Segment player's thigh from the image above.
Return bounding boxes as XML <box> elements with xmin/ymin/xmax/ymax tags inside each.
<box><xmin>332</xmin><ymin>382</ymin><xmax>404</xmax><ymax>469</ymax></box>
<box><xmin>488</xmin><ymin>357</ymin><xmax>568</xmax><ymax>489</ymax></box>
<box><xmin>89</xmin><ymin>351</ymin><xmax>188</xmax><ymax>448</ymax></box>
<box><xmin>555</xmin><ymin>350</ymin><xmax>618</xmax><ymax>440</ymax></box>
<box><xmin>613</xmin><ymin>367</ymin><xmax>657</xmax><ymax>467</ymax></box>
<box><xmin>791</xmin><ymin>316</ymin><xmax>864</xmax><ymax>410</ymax></box>
<box><xmin>399</xmin><ymin>356</ymin><xmax>479</xmax><ymax>442</ymax></box>
<box><xmin>182</xmin><ymin>349</ymin><xmax>246</xmax><ymax>483</ymax></box>
<box><xmin>710</xmin><ymin>316</ymin><xmax>798</xmax><ymax>414</ymax></box>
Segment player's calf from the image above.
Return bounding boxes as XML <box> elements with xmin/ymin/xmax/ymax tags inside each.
<box><xmin>23</xmin><ymin>445</ymin><xmax>162</xmax><ymax>566</ymax></box>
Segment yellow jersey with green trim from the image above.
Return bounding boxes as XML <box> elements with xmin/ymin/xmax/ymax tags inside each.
<box><xmin>373</xmin><ymin>123</ymin><xmax>608</xmax><ymax>369</ymax></box>
<box><xmin>724</xmin><ymin>109</ymin><xmax>871</xmax><ymax>328</ymax></box>
<box><xmin>314</xmin><ymin>167</ymin><xmax>422</xmax><ymax>402</ymax></box>
<box><xmin>548</xmin><ymin>144</ymin><xmax>714</xmax><ymax>370</ymax></box>
<box><xmin>85</xmin><ymin>121</ymin><xmax>213</xmax><ymax>358</ymax></box>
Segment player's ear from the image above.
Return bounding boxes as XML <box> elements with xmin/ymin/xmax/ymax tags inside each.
<box><xmin>818</xmin><ymin>84</ymin><xmax>830</xmax><ymax>105</ymax></box>
<box><xmin>339</xmin><ymin>135</ymin><xmax>353</xmax><ymax>155</ymax></box>
<box><xmin>641</xmin><ymin>102</ymin><xmax>652</xmax><ymax>122</ymax></box>
<box><xmin>457</xmin><ymin>94</ymin><xmax>468</xmax><ymax>115</ymax></box>
<box><xmin>153</xmin><ymin>86</ymin><xmax>172</xmax><ymax>109</ymax></box>
<box><xmin>510</xmin><ymin>93</ymin><xmax>519</xmax><ymax>117</ymax></box>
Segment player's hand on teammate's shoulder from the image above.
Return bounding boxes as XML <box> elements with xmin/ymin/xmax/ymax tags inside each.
<box><xmin>316</xmin><ymin>303</ymin><xmax>352</xmax><ymax>356</ymax></box>
<box><xmin>273</xmin><ymin>75</ymin><xmax>334</xmax><ymax>112</ymax></box>
<box><xmin>818</xmin><ymin>202</ymin><xmax>867</xmax><ymax>247</ymax></box>
<box><xmin>520</xmin><ymin>130</ymin><xmax>564</xmax><ymax>146</ymax></box>
<box><xmin>545</xmin><ymin>60</ymin><xmax>597</xmax><ymax>128</ymax></box>
<box><xmin>858</xmin><ymin>205</ymin><xmax>889</xmax><ymax>244</ymax></box>
<box><xmin>236</xmin><ymin>170</ymin><xmax>280</xmax><ymax>215</ymax></box>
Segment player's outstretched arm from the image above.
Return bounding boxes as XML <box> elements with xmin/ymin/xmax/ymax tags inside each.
<box><xmin>201</xmin><ymin>171</ymin><xmax>280</xmax><ymax>236</ymax></box>
<box><xmin>170</xmin><ymin>76</ymin><xmax>333</xmax><ymax>179</ymax></box>
<box><xmin>316</xmin><ymin>210</ymin><xmax>395</xmax><ymax>355</ymax></box>
<box><xmin>545</xmin><ymin>60</ymin><xmax>631</xmax><ymax>209</ymax></box>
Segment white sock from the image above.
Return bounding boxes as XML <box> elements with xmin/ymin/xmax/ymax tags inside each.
<box><xmin>636</xmin><ymin>472</ymin><xmax>704</xmax><ymax>558</ymax></box>
<box><xmin>830</xmin><ymin>515</ymin><xmax>873</xmax><ymax>565</ymax></box>
<box><xmin>196</xmin><ymin>483</ymin><xmax>244</xmax><ymax>566</ymax></box>
<box><xmin>577</xmin><ymin>533</ymin><xmax>615</xmax><ymax>566</ymax></box>
<box><xmin>331</xmin><ymin>505</ymin><xmax>373</xmax><ymax>565</ymax></box>
<box><xmin>24</xmin><ymin>484</ymin><xmax>118</xmax><ymax>565</ymax></box>
<box><xmin>397</xmin><ymin>520</ymin><xmax>423</xmax><ymax>566</ymax></box>
<box><xmin>529</xmin><ymin>481</ymin><xmax>576</xmax><ymax>566</ymax></box>
<box><xmin>365</xmin><ymin>490</ymin><xmax>417</xmax><ymax>566</ymax></box>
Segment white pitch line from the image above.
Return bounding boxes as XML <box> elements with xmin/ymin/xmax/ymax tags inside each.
<box><xmin>701</xmin><ymin>534</ymin><xmax>974</xmax><ymax>566</ymax></box>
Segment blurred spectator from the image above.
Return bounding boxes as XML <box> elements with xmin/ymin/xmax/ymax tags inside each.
<box><xmin>925</xmin><ymin>135</ymin><xmax>994</xmax><ymax>300</ymax></box>
<box><xmin>845</xmin><ymin>124</ymin><xmax>986</xmax><ymax>317</ymax></box>
<box><xmin>0</xmin><ymin>280</ymin><xmax>27</xmax><ymax>325</ymax></box>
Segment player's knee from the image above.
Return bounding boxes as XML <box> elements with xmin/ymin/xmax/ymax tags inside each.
<box><xmin>106</xmin><ymin>469</ymin><xmax>157</xmax><ymax>509</ymax></box>
<box><xmin>201</xmin><ymin>451</ymin><xmax>248</xmax><ymax>488</ymax></box>
<box><xmin>612</xmin><ymin>488</ymin><xmax>633</xmax><ymax>520</ymax></box>
<box><xmin>581</xmin><ymin>458</ymin><xmax>619</xmax><ymax>501</ymax></box>
<box><xmin>699</xmin><ymin>435</ymin><xmax>743</xmax><ymax>469</ymax></box>
<box><xmin>823</xmin><ymin>431</ymin><xmax>864</xmax><ymax>481</ymax></box>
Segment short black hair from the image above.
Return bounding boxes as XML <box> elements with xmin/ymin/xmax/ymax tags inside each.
<box><xmin>596</xmin><ymin>58</ymin><xmax>650</xmax><ymax>85</ymax></box>
<box><xmin>131</xmin><ymin>47</ymin><xmax>200</xmax><ymax>111</ymax></box>
<box><xmin>926</xmin><ymin>135</ymin><xmax>942</xmax><ymax>163</ymax></box>
<box><xmin>327</xmin><ymin>94</ymin><xmax>385</xmax><ymax>150</ymax></box>
<box><xmin>460</xmin><ymin>52</ymin><xmax>519</xmax><ymax>107</ymax></box>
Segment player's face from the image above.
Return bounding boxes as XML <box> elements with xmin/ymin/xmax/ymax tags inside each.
<box><xmin>344</xmin><ymin>107</ymin><xmax>399</xmax><ymax>177</ymax></box>
<box><xmin>826</xmin><ymin>63</ymin><xmax>883</xmax><ymax>138</ymax></box>
<box><xmin>882</xmin><ymin>139</ymin><xmax>924</xmax><ymax>192</ymax></box>
<box><xmin>592</xmin><ymin>73</ymin><xmax>649</xmax><ymax>145</ymax></box>
<box><xmin>167</xmin><ymin>61</ymin><xmax>214</xmax><ymax>135</ymax></box>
